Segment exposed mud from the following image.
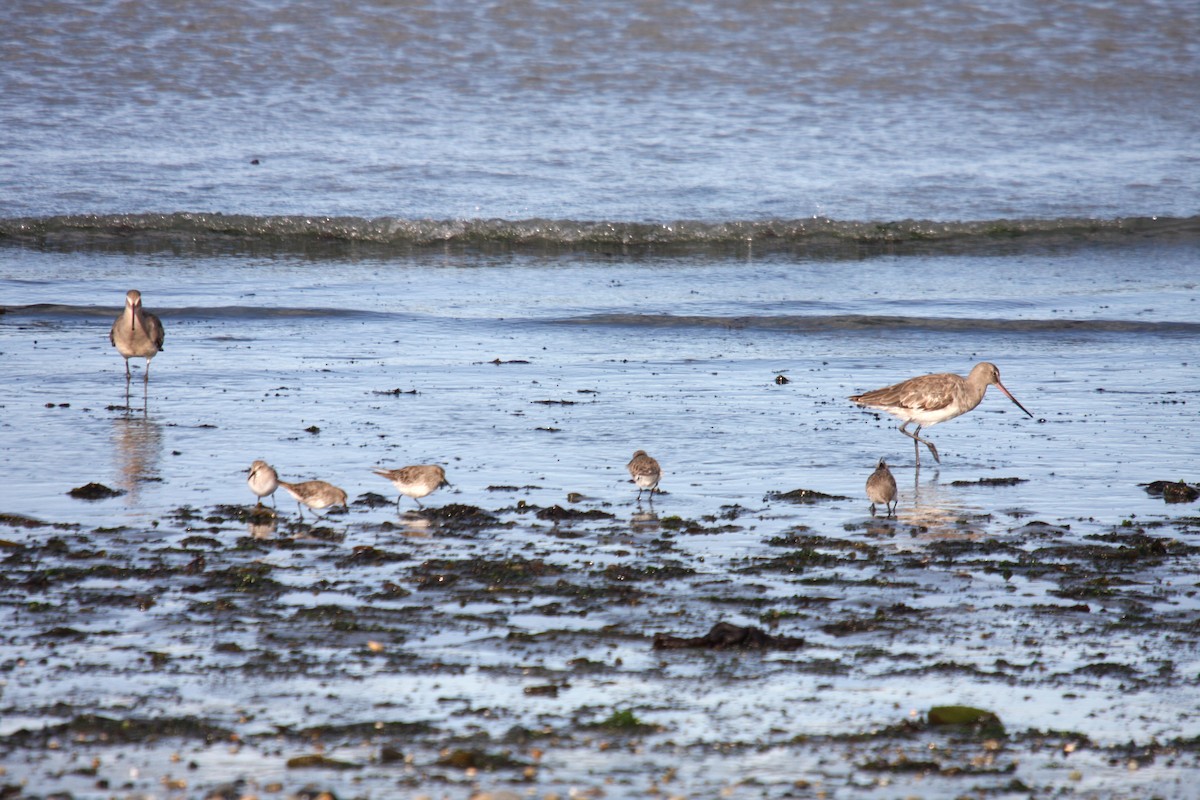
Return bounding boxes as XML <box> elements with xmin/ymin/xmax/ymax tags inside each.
<box><xmin>3</xmin><ymin>498</ymin><xmax>1200</xmax><ymax>799</ymax></box>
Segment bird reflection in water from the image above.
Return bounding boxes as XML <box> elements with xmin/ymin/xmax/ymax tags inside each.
<box><xmin>877</xmin><ymin>467</ymin><xmax>984</xmax><ymax>546</ymax></box>
<box><xmin>630</xmin><ymin>509</ymin><xmax>660</xmax><ymax>534</ymax></box>
<box><xmin>248</xmin><ymin>507</ymin><xmax>278</xmax><ymax>539</ymax></box>
<box><xmin>111</xmin><ymin>413</ymin><xmax>163</xmax><ymax>504</ymax></box>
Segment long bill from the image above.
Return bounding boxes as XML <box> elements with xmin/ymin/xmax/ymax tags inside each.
<box><xmin>996</xmin><ymin>382</ymin><xmax>1033</xmax><ymax>418</ymax></box>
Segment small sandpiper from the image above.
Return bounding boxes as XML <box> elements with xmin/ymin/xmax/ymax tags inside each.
<box><xmin>371</xmin><ymin>464</ymin><xmax>450</xmax><ymax>509</ymax></box>
<box><xmin>110</xmin><ymin>289</ymin><xmax>165</xmax><ymax>384</ymax></box>
<box><xmin>627</xmin><ymin>450</ymin><xmax>662</xmax><ymax>502</ymax></box>
<box><xmin>866</xmin><ymin>458</ymin><xmax>898</xmax><ymax>517</ymax></box>
<box><xmin>247</xmin><ymin>460</ymin><xmax>279</xmax><ymax>507</ymax></box>
<box><xmin>278</xmin><ymin>479</ymin><xmax>348</xmax><ymax>519</ymax></box>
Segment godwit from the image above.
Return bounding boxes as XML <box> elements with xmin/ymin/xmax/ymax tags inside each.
<box><xmin>372</xmin><ymin>464</ymin><xmax>450</xmax><ymax>509</ymax></box>
<box><xmin>110</xmin><ymin>290</ymin><xmax>165</xmax><ymax>383</ymax></box>
<box><xmin>627</xmin><ymin>450</ymin><xmax>662</xmax><ymax>501</ymax></box>
<box><xmin>278</xmin><ymin>479</ymin><xmax>348</xmax><ymax>519</ymax></box>
<box><xmin>866</xmin><ymin>458</ymin><xmax>897</xmax><ymax>517</ymax></box>
<box><xmin>849</xmin><ymin>362</ymin><xmax>1032</xmax><ymax>465</ymax></box>
<box><xmin>247</xmin><ymin>460</ymin><xmax>279</xmax><ymax>507</ymax></box>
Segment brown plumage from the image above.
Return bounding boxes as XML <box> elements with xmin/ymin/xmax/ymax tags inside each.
<box><xmin>627</xmin><ymin>450</ymin><xmax>662</xmax><ymax>501</ymax></box>
<box><xmin>278</xmin><ymin>479</ymin><xmax>347</xmax><ymax>519</ymax></box>
<box><xmin>866</xmin><ymin>458</ymin><xmax>897</xmax><ymax>517</ymax></box>
<box><xmin>849</xmin><ymin>362</ymin><xmax>1032</xmax><ymax>465</ymax></box>
<box><xmin>372</xmin><ymin>464</ymin><xmax>450</xmax><ymax>509</ymax></box>
<box><xmin>110</xmin><ymin>289</ymin><xmax>165</xmax><ymax>383</ymax></box>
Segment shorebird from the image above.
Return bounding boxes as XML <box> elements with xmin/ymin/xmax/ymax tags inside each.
<box><xmin>247</xmin><ymin>460</ymin><xmax>279</xmax><ymax>507</ymax></box>
<box><xmin>627</xmin><ymin>450</ymin><xmax>662</xmax><ymax>501</ymax></box>
<box><xmin>371</xmin><ymin>464</ymin><xmax>450</xmax><ymax>509</ymax></box>
<box><xmin>866</xmin><ymin>458</ymin><xmax>897</xmax><ymax>517</ymax></box>
<box><xmin>278</xmin><ymin>479</ymin><xmax>347</xmax><ymax>519</ymax></box>
<box><xmin>110</xmin><ymin>289</ymin><xmax>165</xmax><ymax>383</ymax></box>
<box><xmin>849</xmin><ymin>362</ymin><xmax>1032</xmax><ymax>465</ymax></box>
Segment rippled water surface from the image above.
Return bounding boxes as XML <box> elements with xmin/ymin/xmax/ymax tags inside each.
<box><xmin>2</xmin><ymin>0</ymin><xmax>1199</xmax><ymax>797</ymax></box>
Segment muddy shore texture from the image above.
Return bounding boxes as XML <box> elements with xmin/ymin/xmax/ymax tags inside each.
<box><xmin>3</xmin><ymin>489</ymin><xmax>1199</xmax><ymax>799</ymax></box>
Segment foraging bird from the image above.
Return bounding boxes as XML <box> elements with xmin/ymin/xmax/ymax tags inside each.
<box><xmin>627</xmin><ymin>450</ymin><xmax>662</xmax><ymax>501</ymax></box>
<box><xmin>110</xmin><ymin>289</ymin><xmax>165</xmax><ymax>383</ymax></box>
<box><xmin>247</xmin><ymin>460</ymin><xmax>279</xmax><ymax>507</ymax></box>
<box><xmin>278</xmin><ymin>479</ymin><xmax>347</xmax><ymax>519</ymax></box>
<box><xmin>849</xmin><ymin>362</ymin><xmax>1032</xmax><ymax>465</ymax></box>
<box><xmin>372</xmin><ymin>464</ymin><xmax>450</xmax><ymax>509</ymax></box>
<box><xmin>866</xmin><ymin>458</ymin><xmax>897</xmax><ymax>517</ymax></box>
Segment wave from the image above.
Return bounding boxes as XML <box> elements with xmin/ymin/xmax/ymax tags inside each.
<box><xmin>551</xmin><ymin>313</ymin><xmax>1200</xmax><ymax>336</ymax></box>
<box><xmin>1</xmin><ymin>213</ymin><xmax>1198</xmax><ymax>257</ymax></box>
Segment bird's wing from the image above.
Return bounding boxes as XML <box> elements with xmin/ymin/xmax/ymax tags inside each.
<box><xmin>147</xmin><ymin>312</ymin><xmax>165</xmax><ymax>350</ymax></box>
<box><xmin>856</xmin><ymin>374</ymin><xmax>957</xmax><ymax>412</ymax></box>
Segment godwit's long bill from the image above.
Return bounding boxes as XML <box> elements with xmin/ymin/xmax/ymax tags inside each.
<box><xmin>849</xmin><ymin>362</ymin><xmax>1032</xmax><ymax>465</ymax></box>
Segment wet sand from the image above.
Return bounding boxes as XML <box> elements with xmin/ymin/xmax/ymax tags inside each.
<box><xmin>2</xmin><ymin>243</ymin><xmax>1199</xmax><ymax>798</ymax></box>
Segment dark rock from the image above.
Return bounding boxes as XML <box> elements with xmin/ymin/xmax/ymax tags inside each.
<box><xmin>68</xmin><ymin>482</ymin><xmax>124</xmax><ymax>500</ymax></box>
<box><xmin>653</xmin><ymin>621</ymin><xmax>805</xmax><ymax>651</ymax></box>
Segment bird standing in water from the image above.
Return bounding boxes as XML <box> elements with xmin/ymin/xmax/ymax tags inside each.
<box><xmin>866</xmin><ymin>458</ymin><xmax>897</xmax><ymax>517</ymax></box>
<box><xmin>372</xmin><ymin>464</ymin><xmax>450</xmax><ymax>509</ymax></box>
<box><xmin>247</xmin><ymin>460</ymin><xmax>280</xmax><ymax>507</ymax></box>
<box><xmin>278</xmin><ymin>479</ymin><xmax>348</xmax><ymax>520</ymax></box>
<box><xmin>849</xmin><ymin>362</ymin><xmax>1032</xmax><ymax>465</ymax></box>
<box><xmin>627</xmin><ymin>450</ymin><xmax>662</xmax><ymax>502</ymax></box>
<box><xmin>110</xmin><ymin>289</ymin><xmax>165</xmax><ymax>384</ymax></box>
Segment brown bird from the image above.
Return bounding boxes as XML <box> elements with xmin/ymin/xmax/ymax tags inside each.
<box><xmin>278</xmin><ymin>479</ymin><xmax>347</xmax><ymax>519</ymax></box>
<box><xmin>627</xmin><ymin>450</ymin><xmax>662</xmax><ymax>502</ymax></box>
<box><xmin>849</xmin><ymin>362</ymin><xmax>1032</xmax><ymax>465</ymax></box>
<box><xmin>110</xmin><ymin>289</ymin><xmax>165</xmax><ymax>383</ymax></box>
<box><xmin>247</xmin><ymin>460</ymin><xmax>279</xmax><ymax>507</ymax></box>
<box><xmin>372</xmin><ymin>464</ymin><xmax>450</xmax><ymax>509</ymax></box>
<box><xmin>866</xmin><ymin>458</ymin><xmax>897</xmax><ymax>517</ymax></box>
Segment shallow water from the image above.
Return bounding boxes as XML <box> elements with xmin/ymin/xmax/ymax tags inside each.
<box><xmin>3</xmin><ymin>239</ymin><xmax>1198</xmax><ymax>530</ymax></box>
<box><xmin>3</xmin><ymin>0</ymin><xmax>1199</xmax><ymax>796</ymax></box>
<box><xmin>2</xmin><ymin>234</ymin><xmax>1200</xmax><ymax>797</ymax></box>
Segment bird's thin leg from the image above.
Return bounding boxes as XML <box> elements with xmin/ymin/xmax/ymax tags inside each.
<box><xmin>888</xmin><ymin>500</ymin><xmax>897</xmax><ymax>517</ymax></box>
<box><xmin>415</xmin><ymin>497</ymin><xmax>424</xmax><ymax>509</ymax></box>
<box><xmin>870</xmin><ymin>503</ymin><xmax>877</xmax><ymax>517</ymax></box>
<box><xmin>899</xmin><ymin>422</ymin><xmax>941</xmax><ymax>465</ymax></box>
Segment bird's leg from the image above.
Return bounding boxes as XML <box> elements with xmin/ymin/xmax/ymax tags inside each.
<box><xmin>900</xmin><ymin>422</ymin><xmax>941</xmax><ymax>465</ymax></box>
<box><xmin>870</xmin><ymin>503</ymin><xmax>877</xmax><ymax>517</ymax></box>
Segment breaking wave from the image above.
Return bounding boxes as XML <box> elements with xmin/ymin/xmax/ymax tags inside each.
<box><xmin>2</xmin><ymin>213</ymin><xmax>1197</xmax><ymax>257</ymax></box>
